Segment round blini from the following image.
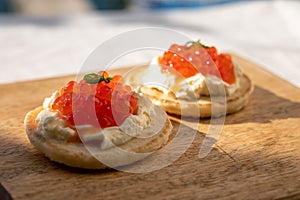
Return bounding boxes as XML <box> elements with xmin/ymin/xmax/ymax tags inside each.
<box><xmin>24</xmin><ymin>106</ymin><xmax>173</xmax><ymax>169</ymax></box>
<box><xmin>138</xmin><ymin>73</ymin><xmax>253</xmax><ymax>118</ymax></box>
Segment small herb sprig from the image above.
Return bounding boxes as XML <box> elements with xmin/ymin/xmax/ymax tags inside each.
<box><xmin>83</xmin><ymin>73</ymin><xmax>113</xmax><ymax>84</ymax></box>
<box><xmin>185</xmin><ymin>39</ymin><xmax>210</xmax><ymax>49</ymax></box>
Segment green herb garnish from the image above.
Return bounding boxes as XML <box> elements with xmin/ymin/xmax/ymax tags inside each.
<box><xmin>105</xmin><ymin>77</ymin><xmax>113</xmax><ymax>83</ymax></box>
<box><xmin>83</xmin><ymin>73</ymin><xmax>113</xmax><ymax>84</ymax></box>
<box><xmin>185</xmin><ymin>39</ymin><xmax>210</xmax><ymax>49</ymax></box>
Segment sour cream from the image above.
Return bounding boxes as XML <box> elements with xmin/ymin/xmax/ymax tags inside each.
<box><xmin>128</xmin><ymin>56</ymin><xmax>241</xmax><ymax>101</ymax></box>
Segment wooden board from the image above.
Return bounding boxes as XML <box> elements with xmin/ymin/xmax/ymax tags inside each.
<box><xmin>1</xmin><ymin>55</ymin><xmax>300</xmax><ymax>200</ymax></box>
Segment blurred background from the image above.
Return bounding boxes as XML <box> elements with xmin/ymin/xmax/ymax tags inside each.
<box><xmin>0</xmin><ymin>0</ymin><xmax>250</xmax><ymax>13</ymax></box>
<box><xmin>0</xmin><ymin>0</ymin><xmax>300</xmax><ymax>87</ymax></box>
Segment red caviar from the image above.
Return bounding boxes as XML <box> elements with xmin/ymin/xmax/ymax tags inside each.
<box><xmin>158</xmin><ymin>41</ymin><xmax>236</xmax><ymax>84</ymax></box>
<box><xmin>51</xmin><ymin>71</ymin><xmax>138</xmax><ymax>128</ymax></box>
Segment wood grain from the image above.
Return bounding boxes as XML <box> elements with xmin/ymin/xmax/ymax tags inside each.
<box><xmin>1</xmin><ymin>55</ymin><xmax>300</xmax><ymax>200</ymax></box>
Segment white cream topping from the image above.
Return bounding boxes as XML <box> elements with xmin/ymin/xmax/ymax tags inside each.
<box><xmin>43</xmin><ymin>91</ymin><xmax>59</xmax><ymax>109</ymax></box>
<box><xmin>36</xmin><ymin>110</ymin><xmax>76</xmax><ymax>142</ymax></box>
<box><xmin>137</xmin><ymin>56</ymin><xmax>241</xmax><ymax>101</ymax></box>
<box><xmin>36</xmin><ymin>90</ymin><xmax>163</xmax><ymax>150</ymax></box>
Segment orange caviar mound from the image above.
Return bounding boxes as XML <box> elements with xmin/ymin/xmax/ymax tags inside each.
<box><xmin>158</xmin><ymin>41</ymin><xmax>236</xmax><ymax>84</ymax></box>
<box><xmin>51</xmin><ymin>71</ymin><xmax>138</xmax><ymax>128</ymax></box>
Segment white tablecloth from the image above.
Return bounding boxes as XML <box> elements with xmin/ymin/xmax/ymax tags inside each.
<box><xmin>1</xmin><ymin>0</ymin><xmax>300</xmax><ymax>87</ymax></box>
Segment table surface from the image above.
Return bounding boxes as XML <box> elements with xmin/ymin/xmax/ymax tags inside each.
<box><xmin>0</xmin><ymin>0</ymin><xmax>300</xmax><ymax>87</ymax></box>
<box><xmin>1</xmin><ymin>55</ymin><xmax>300</xmax><ymax>200</ymax></box>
